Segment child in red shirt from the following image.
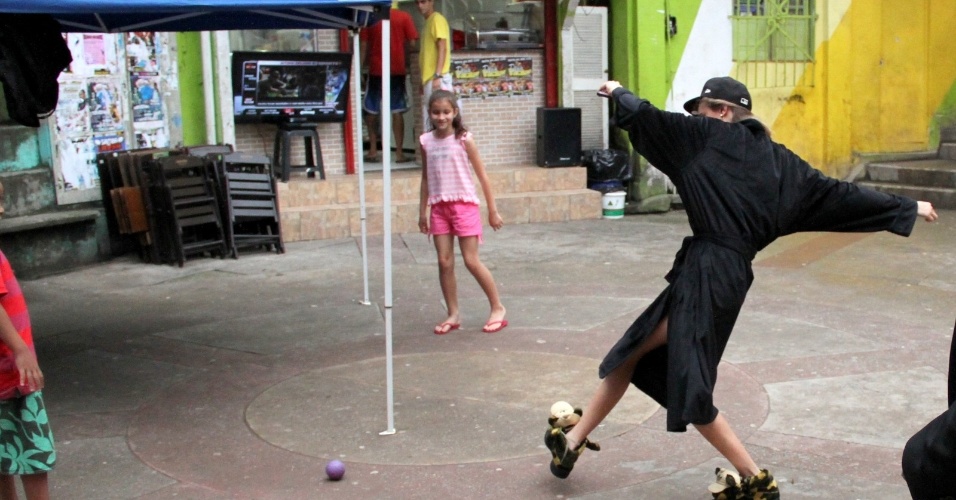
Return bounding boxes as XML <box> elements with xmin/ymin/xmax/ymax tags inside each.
<box><xmin>0</xmin><ymin>180</ymin><xmax>56</xmax><ymax>499</ymax></box>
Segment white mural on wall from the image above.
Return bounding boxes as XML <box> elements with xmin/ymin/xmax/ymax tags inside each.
<box><xmin>666</xmin><ymin>0</ymin><xmax>734</xmax><ymax>113</ymax></box>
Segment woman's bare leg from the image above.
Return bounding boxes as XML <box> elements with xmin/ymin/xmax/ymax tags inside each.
<box><xmin>565</xmin><ymin>318</ymin><xmax>669</xmax><ymax>449</ymax></box>
<box><xmin>694</xmin><ymin>413</ymin><xmax>759</xmax><ymax>477</ymax></box>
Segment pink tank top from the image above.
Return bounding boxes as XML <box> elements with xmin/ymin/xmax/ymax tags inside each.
<box><xmin>420</xmin><ymin>130</ymin><xmax>480</xmax><ymax>206</ymax></box>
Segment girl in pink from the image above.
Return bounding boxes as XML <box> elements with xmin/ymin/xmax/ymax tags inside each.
<box><xmin>419</xmin><ymin>90</ymin><xmax>507</xmax><ymax>335</ymax></box>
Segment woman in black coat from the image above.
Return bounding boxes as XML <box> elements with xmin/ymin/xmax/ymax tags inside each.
<box><xmin>545</xmin><ymin>76</ymin><xmax>939</xmax><ymax>498</ymax></box>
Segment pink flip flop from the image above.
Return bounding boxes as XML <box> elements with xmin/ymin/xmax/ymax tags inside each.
<box><xmin>434</xmin><ymin>322</ymin><xmax>461</xmax><ymax>335</ymax></box>
<box><xmin>482</xmin><ymin>319</ymin><xmax>508</xmax><ymax>333</ymax></box>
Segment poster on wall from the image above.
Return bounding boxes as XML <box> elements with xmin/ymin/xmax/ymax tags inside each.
<box><xmin>93</xmin><ymin>134</ymin><xmax>127</xmax><ymax>154</ymax></box>
<box><xmin>88</xmin><ymin>79</ymin><xmax>125</xmax><ymax>133</ymax></box>
<box><xmin>134</xmin><ymin>127</ymin><xmax>170</xmax><ymax>149</ymax></box>
<box><xmin>55</xmin><ymin>80</ymin><xmax>91</xmax><ymax>136</ymax></box>
<box><xmin>56</xmin><ymin>136</ymin><xmax>98</xmax><ymax>194</ymax></box>
<box><xmin>507</xmin><ymin>57</ymin><xmax>534</xmax><ymax>95</ymax></box>
<box><xmin>452</xmin><ymin>58</ymin><xmax>483</xmax><ymax>99</ymax></box>
<box><xmin>452</xmin><ymin>56</ymin><xmax>532</xmax><ymax>99</ymax></box>
<box><xmin>130</xmin><ymin>73</ymin><xmax>163</xmax><ymax>124</ymax></box>
<box><xmin>62</xmin><ymin>33</ymin><xmax>121</xmax><ymax>76</ymax></box>
<box><xmin>126</xmin><ymin>32</ymin><xmax>159</xmax><ymax>73</ymax></box>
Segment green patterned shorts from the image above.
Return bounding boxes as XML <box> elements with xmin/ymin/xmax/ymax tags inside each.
<box><xmin>0</xmin><ymin>391</ymin><xmax>56</xmax><ymax>475</ymax></box>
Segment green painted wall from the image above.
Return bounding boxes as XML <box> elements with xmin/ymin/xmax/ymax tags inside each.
<box><xmin>176</xmin><ymin>32</ymin><xmax>208</xmax><ymax>146</ymax></box>
<box><xmin>606</xmin><ymin>0</ymin><xmax>703</xmax><ymax>212</ymax></box>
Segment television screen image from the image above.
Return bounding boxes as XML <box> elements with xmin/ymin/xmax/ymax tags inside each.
<box><xmin>231</xmin><ymin>51</ymin><xmax>351</xmax><ymax>124</ymax></box>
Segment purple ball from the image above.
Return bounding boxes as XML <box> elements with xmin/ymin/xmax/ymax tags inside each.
<box><xmin>326</xmin><ymin>459</ymin><xmax>345</xmax><ymax>481</ymax></box>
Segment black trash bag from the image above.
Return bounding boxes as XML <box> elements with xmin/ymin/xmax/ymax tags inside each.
<box><xmin>583</xmin><ymin>149</ymin><xmax>632</xmax><ymax>183</ymax></box>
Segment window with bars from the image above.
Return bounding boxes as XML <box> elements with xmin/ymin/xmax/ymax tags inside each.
<box><xmin>731</xmin><ymin>0</ymin><xmax>816</xmax><ymax>62</ymax></box>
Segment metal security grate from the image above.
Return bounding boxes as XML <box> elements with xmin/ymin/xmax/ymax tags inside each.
<box><xmin>730</xmin><ymin>0</ymin><xmax>816</xmax><ymax>88</ymax></box>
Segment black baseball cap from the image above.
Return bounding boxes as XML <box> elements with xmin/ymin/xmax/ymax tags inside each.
<box><xmin>683</xmin><ymin>76</ymin><xmax>752</xmax><ymax>114</ymax></box>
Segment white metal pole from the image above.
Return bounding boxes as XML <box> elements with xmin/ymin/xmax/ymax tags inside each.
<box><xmin>352</xmin><ymin>31</ymin><xmax>371</xmax><ymax>307</ymax></box>
<box><xmin>200</xmin><ymin>32</ymin><xmax>217</xmax><ymax>144</ymax></box>
<box><xmin>379</xmin><ymin>17</ymin><xmax>396</xmax><ymax>437</ymax></box>
<box><xmin>213</xmin><ymin>31</ymin><xmax>235</xmax><ymax>147</ymax></box>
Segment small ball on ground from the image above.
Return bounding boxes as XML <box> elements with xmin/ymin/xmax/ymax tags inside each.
<box><xmin>326</xmin><ymin>459</ymin><xmax>345</xmax><ymax>481</ymax></box>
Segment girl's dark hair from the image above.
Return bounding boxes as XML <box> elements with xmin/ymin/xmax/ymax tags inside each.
<box><xmin>427</xmin><ymin>90</ymin><xmax>467</xmax><ymax>138</ymax></box>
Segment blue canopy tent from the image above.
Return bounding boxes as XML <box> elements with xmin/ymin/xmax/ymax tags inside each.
<box><xmin>0</xmin><ymin>0</ymin><xmax>385</xmax><ymax>32</ymax></box>
<box><xmin>0</xmin><ymin>0</ymin><xmax>401</xmax><ymax>434</ymax></box>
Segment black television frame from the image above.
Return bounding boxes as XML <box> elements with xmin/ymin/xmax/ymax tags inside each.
<box><xmin>231</xmin><ymin>51</ymin><xmax>352</xmax><ymax>124</ymax></box>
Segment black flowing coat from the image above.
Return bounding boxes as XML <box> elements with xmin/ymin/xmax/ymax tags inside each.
<box><xmin>600</xmin><ymin>88</ymin><xmax>918</xmax><ymax>432</ymax></box>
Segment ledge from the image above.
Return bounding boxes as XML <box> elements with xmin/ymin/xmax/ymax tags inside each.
<box><xmin>0</xmin><ymin>209</ymin><xmax>100</xmax><ymax>235</ymax></box>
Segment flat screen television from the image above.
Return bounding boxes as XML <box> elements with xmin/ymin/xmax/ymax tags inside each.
<box><xmin>231</xmin><ymin>51</ymin><xmax>351</xmax><ymax>124</ymax></box>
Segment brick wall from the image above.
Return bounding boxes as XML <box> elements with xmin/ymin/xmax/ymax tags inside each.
<box><xmin>235</xmin><ymin>30</ymin><xmax>545</xmax><ymax>175</ymax></box>
<box><xmin>409</xmin><ymin>51</ymin><xmax>545</xmax><ymax>167</ymax></box>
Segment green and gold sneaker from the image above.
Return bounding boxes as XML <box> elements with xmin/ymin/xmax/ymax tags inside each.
<box><xmin>709</xmin><ymin>467</ymin><xmax>779</xmax><ymax>499</ymax></box>
<box><xmin>740</xmin><ymin>469</ymin><xmax>779</xmax><ymax>499</ymax></box>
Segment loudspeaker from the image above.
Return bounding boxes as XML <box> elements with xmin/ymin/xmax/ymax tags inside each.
<box><xmin>536</xmin><ymin>107</ymin><xmax>582</xmax><ymax>167</ymax></box>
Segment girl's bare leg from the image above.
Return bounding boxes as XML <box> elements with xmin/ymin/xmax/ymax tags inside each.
<box><xmin>433</xmin><ymin>234</ymin><xmax>460</xmax><ymax>332</ymax></box>
<box><xmin>694</xmin><ymin>413</ymin><xmax>759</xmax><ymax>477</ymax></box>
<box><xmin>0</xmin><ymin>475</ymin><xmax>16</xmax><ymax>500</ymax></box>
<box><xmin>565</xmin><ymin>318</ymin><xmax>669</xmax><ymax>449</ymax></box>
<box><xmin>20</xmin><ymin>473</ymin><xmax>49</xmax><ymax>500</ymax></box>
<box><xmin>458</xmin><ymin>236</ymin><xmax>505</xmax><ymax>325</ymax></box>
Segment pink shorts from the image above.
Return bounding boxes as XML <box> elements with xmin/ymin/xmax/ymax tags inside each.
<box><xmin>430</xmin><ymin>201</ymin><xmax>483</xmax><ymax>242</ymax></box>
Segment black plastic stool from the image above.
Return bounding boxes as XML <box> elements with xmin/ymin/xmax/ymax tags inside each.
<box><xmin>273</xmin><ymin>122</ymin><xmax>325</xmax><ymax>182</ymax></box>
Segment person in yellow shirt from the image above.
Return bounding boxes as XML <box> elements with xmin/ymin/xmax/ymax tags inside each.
<box><xmin>415</xmin><ymin>0</ymin><xmax>457</xmax><ymax>129</ymax></box>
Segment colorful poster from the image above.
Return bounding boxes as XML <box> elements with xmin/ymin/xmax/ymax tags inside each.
<box><xmin>94</xmin><ymin>134</ymin><xmax>127</xmax><ymax>154</ymax></box>
<box><xmin>88</xmin><ymin>79</ymin><xmax>125</xmax><ymax>132</ymax></box>
<box><xmin>126</xmin><ymin>32</ymin><xmax>159</xmax><ymax>73</ymax></box>
<box><xmin>481</xmin><ymin>57</ymin><xmax>511</xmax><ymax>97</ymax></box>
<box><xmin>134</xmin><ymin>127</ymin><xmax>169</xmax><ymax>149</ymax></box>
<box><xmin>55</xmin><ymin>80</ymin><xmax>91</xmax><ymax>136</ymax></box>
<box><xmin>451</xmin><ymin>57</ymin><xmax>533</xmax><ymax>99</ymax></box>
<box><xmin>56</xmin><ymin>136</ymin><xmax>98</xmax><ymax>192</ymax></box>
<box><xmin>507</xmin><ymin>57</ymin><xmax>534</xmax><ymax>95</ymax></box>
<box><xmin>130</xmin><ymin>73</ymin><xmax>163</xmax><ymax>124</ymax></box>
<box><xmin>452</xmin><ymin>58</ymin><xmax>483</xmax><ymax>99</ymax></box>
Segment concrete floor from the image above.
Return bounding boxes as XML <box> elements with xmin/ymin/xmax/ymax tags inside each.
<box><xmin>23</xmin><ymin>209</ymin><xmax>955</xmax><ymax>499</ymax></box>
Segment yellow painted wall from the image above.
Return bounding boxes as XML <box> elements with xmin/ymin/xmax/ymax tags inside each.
<box><xmin>768</xmin><ymin>0</ymin><xmax>956</xmax><ymax>178</ymax></box>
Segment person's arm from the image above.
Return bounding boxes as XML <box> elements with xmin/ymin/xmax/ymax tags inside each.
<box><xmin>465</xmin><ymin>136</ymin><xmax>503</xmax><ymax>231</ymax></box>
<box><xmin>419</xmin><ymin>147</ymin><xmax>431</xmax><ymax>235</ymax></box>
<box><xmin>0</xmin><ymin>307</ymin><xmax>42</xmax><ymax>392</ymax></box>
<box><xmin>598</xmin><ymin>80</ymin><xmax>705</xmax><ymax>178</ymax></box>
<box><xmin>431</xmin><ymin>37</ymin><xmax>448</xmax><ymax>90</ymax></box>
<box><xmin>785</xmin><ymin>148</ymin><xmax>934</xmax><ymax>235</ymax></box>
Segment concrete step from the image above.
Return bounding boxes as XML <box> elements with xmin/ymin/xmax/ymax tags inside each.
<box><xmin>865</xmin><ymin>159</ymin><xmax>956</xmax><ymax>187</ymax></box>
<box><xmin>273</xmin><ymin>164</ymin><xmax>601</xmax><ymax>242</ymax></box>
<box><xmin>857</xmin><ymin>181</ymin><xmax>956</xmax><ymax>210</ymax></box>
<box><xmin>278</xmin><ymin>188</ymin><xmax>602</xmax><ymax>242</ymax></box>
<box><xmin>940</xmin><ymin>143</ymin><xmax>956</xmax><ymax>161</ymax></box>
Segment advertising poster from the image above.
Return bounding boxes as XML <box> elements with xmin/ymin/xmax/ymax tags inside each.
<box><xmin>56</xmin><ymin>136</ymin><xmax>98</xmax><ymax>193</ymax></box>
<box><xmin>126</xmin><ymin>32</ymin><xmax>159</xmax><ymax>73</ymax></box>
<box><xmin>55</xmin><ymin>80</ymin><xmax>91</xmax><ymax>136</ymax></box>
<box><xmin>88</xmin><ymin>79</ymin><xmax>125</xmax><ymax>133</ymax></box>
<box><xmin>452</xmin><ymin>58</ymin><xmax>483</xmax><ymax>99</ymax></box>
<box><xmin>63</xmin><ymin>33</ymin><xmax>121</xmax><ymax>76</ymax></box>
<box><xmin>480</xmin><ymin>57</ymin><xmax>511</xmax><ymax>97</ymax></box>
<box><xmin>134</xmin><ymin>127</ymin><xmax>170</xmax><ymax>149</ymax></box>
<box><xmin>130</xmin><ymin>73</ymin><xmax>164</xmax><ymax>124</ymax></box>
<box><xmin>507</xmin><ymin>57</ymin><xmax>534</xmax><ymax>95</ymax></box>
<box><xmin>452</xmin><ymin>57</ymin><xmax>533</xmax><ymax>99</ymax></box>
<box><xmin>94</xmin><ymin>134</ymin><xmax>127</xmax><ymax>154</ymax></box>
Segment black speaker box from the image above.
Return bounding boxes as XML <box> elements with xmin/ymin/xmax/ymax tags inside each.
<box><xmin>536</xmin><ymin>107</ymin><xmax>582</xmax><ymax>167</ymax></box>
